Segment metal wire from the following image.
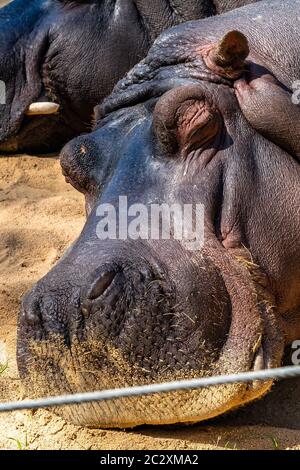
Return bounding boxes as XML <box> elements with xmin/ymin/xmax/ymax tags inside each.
<box><xmin>0</xmin><ymin>365</ymin><xmax>300</xmax><ymax>413</ymax></box>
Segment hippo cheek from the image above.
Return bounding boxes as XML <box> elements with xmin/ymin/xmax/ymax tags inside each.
<box><xmin>17</xmin><ymin>241</ymin><xmax>283</xmax><ymax>428</ymax></box>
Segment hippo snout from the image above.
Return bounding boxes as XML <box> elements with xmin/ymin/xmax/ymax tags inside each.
<box><xmin>18</xmin><ymin>260</ymin><xmax>170</xmax><ymax>351</ymax></box>
<box><xmin>18</xmin><ymin>247</ymin><xmax>276</xmax><ymax>428</ymax></box>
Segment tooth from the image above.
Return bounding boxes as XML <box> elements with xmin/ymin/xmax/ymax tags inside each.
<box><xmin>253</xmin><ymin>346</ymin><xmax>264</xmax><ymax>371</ymax></box>
<box><xmin>25</xmin><ymin>102</ymin><xmax>60</xmax><ymax>116</ymax></box>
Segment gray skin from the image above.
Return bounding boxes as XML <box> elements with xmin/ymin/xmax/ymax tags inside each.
<box><xmin>235</xmin><ymin>74</ymin><xmax>300</xmax><ymax>161</ymax></box>
<box><xmin>17</xmin><ymin>0</ymin><xmax>300</xmax><ymax>428</ymax></box>
<box><xmin>0</xmin><ymin>0</ymin><xmax>257</xmax><ymax>154</ymax></box>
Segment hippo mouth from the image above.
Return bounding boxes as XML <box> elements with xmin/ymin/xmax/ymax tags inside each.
<box><xmin>0</xmin><ymin>97</ymin><xmax>65</xmax><ymax>154</ymax></box>
<box><xmin>0</xmin><ymin>115</ymin><xmax>58</xmax><ymax>154</ymax></box>
<box><xmin>17</xmin><ymin>242</ymin><xmax>284</xmax><ymax>428</ymax></box>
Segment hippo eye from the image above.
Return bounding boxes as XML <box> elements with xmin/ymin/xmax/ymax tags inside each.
<box><xmin>175</xmin><ymin>99</ymin><xmax>221</xmax><ymax>151</ymax></box>
<box><xmin>153</xmin><ymin>85</ymin><xmax>222</xmax><ymax>156</ymax></box>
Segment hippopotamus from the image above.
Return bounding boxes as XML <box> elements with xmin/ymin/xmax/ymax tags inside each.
<box><xmin>0</xmin><ymin>0</ymin><xmax>258</xmax><ymax>154</ymax></box>
<box><xmin>17</xmin><ymin>0</ymin><xmax>300</xmax><ymax>428</ymax></box>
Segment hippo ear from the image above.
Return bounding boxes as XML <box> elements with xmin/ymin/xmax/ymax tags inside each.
<box><xmin>153</xmin><ymin>85</ymin><xmax>222</xmax><ymax>155</ymax></box>
<box><xmin>204</xmin><ymin>30</ymin><xmax>249</xmax><ymax>77</ymax></box>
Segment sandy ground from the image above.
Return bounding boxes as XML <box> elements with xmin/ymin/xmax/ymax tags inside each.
<box><xmin>0</xmin><ymin>154</ymin><xmax>299</xmax><ymax>450</ymax></box>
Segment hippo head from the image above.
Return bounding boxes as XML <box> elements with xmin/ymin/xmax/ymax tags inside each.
<box><xmin>0</xmin><ymin>0</ymin><xmax>154</xmax><ymax>153</ymax></box>
<box><xmin>17</xmin><ymin>23</ymin><xmax>300</xmax><ymax>428</ymax></box>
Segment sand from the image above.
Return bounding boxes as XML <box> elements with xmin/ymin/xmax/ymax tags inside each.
<box><xmin>0</xmin><ymin>154</ymin><xmax>299</xmax><ymax>450</ymax></box>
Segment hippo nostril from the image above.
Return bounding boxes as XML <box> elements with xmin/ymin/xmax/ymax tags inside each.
<box><xmin>87</xmin><ymin>271</ymin><xmax>117</xmax><ymax>300</ymax></box>
<box><xmin>23</xmin><ymin>297</ymin><xmax>41</xmax><ymax>327</ymax></box>
<box><xmin>81</xmin><ymin>269</ymin><xmax>124</xmax><ymax>318</ymax></box>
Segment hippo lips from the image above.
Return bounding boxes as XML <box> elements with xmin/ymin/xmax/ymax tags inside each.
<box><xmin>0</xmin><ymin>97</ymin><xmax>61</xmax><ymax>153</ymax></box>
<box><xmin>17</xmin><ymin>307</ymin><xmax>279</xmax><ymax>429</ymax></box>
<box><xmin>199</xmin><ymin>243</ymin><xmax>285</xmax><ymax>414</ymax></box>
<box><xmin>0</xmin><ymin>111</ymin><xmax>75</xmax><ymax>154</ymax></box>
<box><xmin>0</xmin><ymin>121</ymin><xmax>56</xmax><ymax>153</ymax></box>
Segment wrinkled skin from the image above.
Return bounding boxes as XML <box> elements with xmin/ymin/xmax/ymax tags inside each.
<box><xmin>235</xmin><ymin>74</ymin><xmax>300</xmax><ymax>161</ymax></box>
<box><xmin>0</xmin><ymin>0</ymin><xmax>258</xmax><ymax>154</ymax></box>
<box><xmin>17</xmin><ymin>0</ymin><xmax>300</xmax><ymax>428</ymax></box>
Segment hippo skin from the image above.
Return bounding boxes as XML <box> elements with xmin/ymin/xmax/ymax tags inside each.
<box><xmin>17</xmin><ymin>0</ymin><xmax>300</xmax><ymax>428</ymax></box>
<box><xmin>0</xmin><ymin>0</ymin><xmax>257</xmax><ymax>154</ymax></box>
<box><xmin>235</xmin><ymin>74</ymin><xmax>300</xmax><ymax>162</ymax></box>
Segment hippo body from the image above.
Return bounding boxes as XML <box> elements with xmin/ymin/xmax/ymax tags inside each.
<box><xmin>18</xmin><ymin>0</ymin><xmax>300</xmax><ymax>428</ymax></box>
<box><xmin>0</xmin><ymin>0</ymin><xmax>257</xmax><ymax>153</ymax></box>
